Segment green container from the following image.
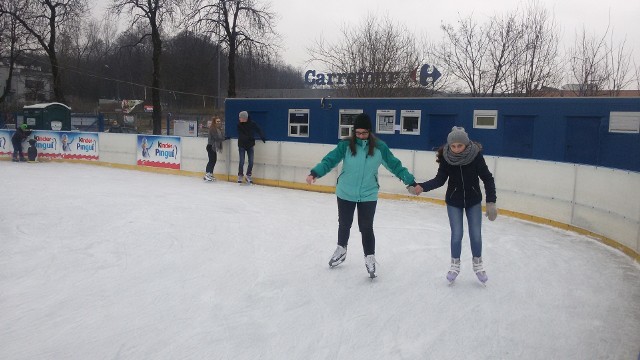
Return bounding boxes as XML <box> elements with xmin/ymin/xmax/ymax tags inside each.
<box><xmin>23</xmin><ymin>102</ymin><xmax>71</xmax><ymax>131</ymax></box>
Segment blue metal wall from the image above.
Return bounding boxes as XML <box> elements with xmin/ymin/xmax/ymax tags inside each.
<box><xmin>225</xmin><ymin>97</ymin><xmax>640</xmax><ymax>172</ymax></box>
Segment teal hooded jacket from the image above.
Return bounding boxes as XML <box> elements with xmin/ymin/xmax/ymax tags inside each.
<box><xmin>310</xmin><ymin>138</ymin><xmax>415</xmax><ymax>202</ymax></box>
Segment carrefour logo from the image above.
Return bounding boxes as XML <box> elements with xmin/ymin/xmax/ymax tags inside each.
<box><xmin>304</xmin><ymin>64</ymin><xmax>441</xmax><ymax>87</ymax></box>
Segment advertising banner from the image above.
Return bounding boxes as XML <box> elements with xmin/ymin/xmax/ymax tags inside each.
<box><xmin>1</xmin><ymin>130</ymin><xmax>100</xmax><ymax>160</ymax></box>
<box><xmin>173</xmin><ymin>120</ymin><xmax>198</xmax><ymax>137</ymax></box>
<box><xmin>0</xmin><ymin>130</ymin><xmax>14</xmax><ymax>157</ymax></box>
<box><xmin>59</xmin><ymin>131</ymin><xmax>99</xmax><ymax>160</ymax></box>
<box><xmin>30</xmin><ymin>131</ymin><xmax>63</xmax><ymax>159</ymax></box>
<box><xmin>136</xmin><ymin>135</ymin><xmax>181</xmax><ymax>170</ymax></box>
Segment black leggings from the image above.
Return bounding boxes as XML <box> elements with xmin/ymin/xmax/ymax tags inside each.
<box><xmin>337</xmin><ymin>197</ymin><xmax>377</xmax><ymax>256</ymax></box>
<box><xmin>205</xmin><ymin>147</ymin><xmax>217</xmax><ymax>173</ymax></box>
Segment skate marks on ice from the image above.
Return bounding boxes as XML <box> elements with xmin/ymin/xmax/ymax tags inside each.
<box><xmin>1</xmin><ymin>163</ymin><xmax>639</xmax><ymax>359</ymax></box>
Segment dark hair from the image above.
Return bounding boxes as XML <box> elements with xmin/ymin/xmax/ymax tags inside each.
<box><xmin>349</xmin><ymin>131</ymin><xmax>377</xmax><ymax>157</ymax></box>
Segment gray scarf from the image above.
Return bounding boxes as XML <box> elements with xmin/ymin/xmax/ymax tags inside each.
<box><xmin>443</xmin><ymin>141</ymin><xmax>480</xmax><ymax>166</ymax></box>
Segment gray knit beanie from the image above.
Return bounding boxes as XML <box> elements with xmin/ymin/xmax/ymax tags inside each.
<box><xmin>239</xmin><ymin>111</ymin><xmax>248</xmax><ymax>119</ymax></box>
<box><xmin>447</xmin><ymin>126</ymin><xmax>470</xmax><ymax>145</ymax></box>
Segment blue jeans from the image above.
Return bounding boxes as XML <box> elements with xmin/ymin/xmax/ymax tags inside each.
<box><xmin>446</xmin><ymin>203</ymin><xmax>482</xmax><ymax>258</ymax></box>
<box><xmin>238</xmin><ymin>146</ymin><xmax>254</xmax><ymax>176</ymax></box>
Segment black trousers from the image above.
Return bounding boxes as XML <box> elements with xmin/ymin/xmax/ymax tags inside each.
<box><xmin>205</xmin><ymin>147</ymin><xmax>217</xmax><ymax>173</ymax></box>
<box><xmin>12</xmin><ymin>138</ymin><xmax>24</xmax><ymax>159</ymax></box>
<box><xmin>337</xmin><ymin>197</ymin><xmax>377</xmax><ymax>256</ymax></box>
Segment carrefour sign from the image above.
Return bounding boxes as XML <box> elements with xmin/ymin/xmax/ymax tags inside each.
<box><xmin>304</xmin><ymin>64</ymin><xmax>441</xmax><ymax>87</ymax></box>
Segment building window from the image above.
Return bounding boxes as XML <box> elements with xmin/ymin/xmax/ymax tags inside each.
<box><xmin>400</xmin><ymin>110</ymin><xmax>421</xmax><ymax>135</ymax></box>
<box><xmin>288</xmin><ymin>109</ymin><xmax>310</xmax><ymax>137</ymax></box>
<box><xmin>473</xmin><ymin>110</ymin><xmax>498</xmax><ymax>129</ymax></box>
<box><xmin>376</xmin><ymin>110</ymin><xmax>396</xmax><ymax>134</ymax></box>
<box><xmin>338</xmin><ymin>109</ymin><xmax>363</xmax><ymax>139</ymax></box>
<box><xmin>609</xmin><ymin>112</ymin><xmax>640</xmax><ymax>133</ymax></box>
<box><xmin>24</xmin><ymin>79</ymin><xmax>46</xmax><ymax>101</ymax></box>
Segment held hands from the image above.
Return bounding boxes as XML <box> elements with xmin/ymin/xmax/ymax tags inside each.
<box><xmin>485</xmin><ymin>202</ymin><xmax>498</xmax><ymax>221</ymax></box>
<box><xmin>407</xmin><ymin>184</ymin><xmax>424</xmax><ymax>196</ymax></box>
<box><xmin>306</xmin><ymin>174</ymin><xmax>316</xmax><ymax>185</ymax></box>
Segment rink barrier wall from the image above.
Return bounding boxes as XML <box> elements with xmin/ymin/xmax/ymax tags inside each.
<box><xmin>3</xmin><ymin>132</ymin><xmax>638</xmax><ymax>263</ymax></box>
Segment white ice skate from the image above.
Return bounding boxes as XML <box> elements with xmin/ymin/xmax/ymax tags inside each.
<box><xmin>329</xmin><ymin>245</ymin><xmax>347</xmax><ymax>267</ymax></box>
<box><xmin>365</xmin><ymin>255</ymin><xmax>377</xmax><ymax>278</ymax></box>
<box><xmin>447</xmin><ymin>258</ymin><xmax>461</xmax><ymax>284</ymax></box>
<box><xmin>473</xmin><ymin>257</ymin><xmax>488</xmax><ymax>285</ymax></box>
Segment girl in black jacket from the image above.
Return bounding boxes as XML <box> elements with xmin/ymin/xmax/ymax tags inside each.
<box><xmin>410</xmin><ymin>127</ymin><xmax>497</xmax><ymax>284</ymax></box>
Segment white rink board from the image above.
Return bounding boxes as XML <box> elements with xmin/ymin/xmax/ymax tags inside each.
<box><xmin>495</xmin><ymin>158</ymin><xmax>575</xmax><ymax>203</ymax></box>
<box><xmin>22</xmin><ymin>133</ymin><xmax>639</xmax><ymax>255</ymax></box>
<box><xmin>575</xmin><ymin>166</ymin><xmax>640</xmax><ymax>220</ymax></box>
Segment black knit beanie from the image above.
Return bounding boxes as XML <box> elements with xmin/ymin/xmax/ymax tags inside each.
<box><xmin>353</xmin><ymin>113</ymin><xmax>372</xmax><ymax>130</ymax></box>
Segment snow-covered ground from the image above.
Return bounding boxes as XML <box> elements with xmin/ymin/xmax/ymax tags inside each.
<box><xmin>2</xmin><ymin>162</ymin><xmax>639</xmax><ymax>360</ymax></box>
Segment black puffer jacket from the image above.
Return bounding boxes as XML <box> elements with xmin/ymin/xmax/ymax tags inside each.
<box><xmin>419</xmin><ymin>152</ymin><xmax>496</xmax><ymax>208</ymax></box>
<box><xmin>237</xmin><ymin>120</ymin><xmax>265</xmax><ymax>149</ymax></box>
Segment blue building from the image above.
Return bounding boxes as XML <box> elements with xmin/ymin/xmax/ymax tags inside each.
<box><xmin>226</xmin><ymin>97</ymin><xmax>640</xmax><ymax>172</ymax></box>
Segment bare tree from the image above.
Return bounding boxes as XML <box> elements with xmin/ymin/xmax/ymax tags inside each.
<box><xmin>485</xmin><ymin>12</ymin><xmax>522</xmax><ymax>95</ymax></box>
<box><xmin>567</xmin><ymin>27</ymin><xmax>610</xmax><ymax>96</ymax></box>
<box><xmin>605</xmin><ymin>36</ymin><xmax>633</xmax><ymax>96</ymax></box>
<box><xmin>308</xmin><ymin>14</ymin><xmax>428</xmax><ymax>97</ymax></box>
<box><xmin>109</xmin><ymin>0</ymin><xmax>181</xmax><ymax>134</ymax></box>
<box><xmin>435</xmin><ymin>15</ymin><xmax>491</xmax><ymax>96</ymax></box>
<box><xmin>433</xmin><ymin>2</ymin><xmax>561</xmax><ymax>97</ymax></box>
<box><xmin>566</xmin><ymin>23</ymin><xmax>633</xmax><ymax>96</ymax></box>
<box><xmin>635</xmin><ymin>61</ymin><xmax>640</xmax><ymax>93</ymax></box>
<box><xmin>0</xmin><ymin>0</ymin><xmax>88</xmax><ymax>103</ymax></box>
<box><xmin>509</xmin><ymin>1</ymin><xmax>561</xmax><ymax>96</ymax></box>
<box><xmin>0</xmin><ymin>10</ymin><xmax>31</xmax><ymax>105</ymax></box>
<box><xmin>186</xmin><ymin>0</ymin><xmax>277</xmax><ymax>98</ymax></box>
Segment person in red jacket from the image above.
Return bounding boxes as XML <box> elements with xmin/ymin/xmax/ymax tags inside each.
<box><xmin>410</xmin><ymin>126</ymin><xmax>497</xmax><ymax>284</ymax></box>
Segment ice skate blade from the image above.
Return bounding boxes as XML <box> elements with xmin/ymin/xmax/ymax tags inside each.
<box><xmin>329</xmin><ymin>259</ymin><xmax>345</xmax><ymax>268</ymax></box>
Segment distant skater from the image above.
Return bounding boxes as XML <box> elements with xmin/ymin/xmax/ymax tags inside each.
<box><xmin>11</xmin><ymin>124</ymin><xmax>31</xmax><ymax>162</ymax></box>
<box><xmin>27</xmin><ymin>139</ymin><xmax>38</xmax><ymax>162</ymax></box>
<box><xmin>204</xmin><ymin>116</ymin><xmax>225</xmax><ymax>181</ymax></box>
<box><xmin>236</xmin><ymin>111</ymin><xmax>265</xmax><ymax>184</ymax></box>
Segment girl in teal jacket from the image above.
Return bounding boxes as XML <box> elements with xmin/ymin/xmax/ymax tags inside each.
<box><xmin>306</xmin><ymin>113</ymin><xmax>417</xmax><ymax>278</ymax></box>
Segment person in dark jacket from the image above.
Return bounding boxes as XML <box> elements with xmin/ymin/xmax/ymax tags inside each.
<box><xmin>27</xmin><ymin>139</ymin><xmax>38</xmax><ymax>162</ymax></box>
<box><xmin>306</xmin><ymin>113</ymin><xmax>418</xmax><ymax>278</ymax></box>
<box><xmin>236</xmin><ymin>111</ymin><xmax>265</xmax><ymax>184</ymax></box>
<box><xmin>410</xmin><ymin>126</ymin><xmax>497</xmax><ymax>284</ymax></box>
<box><xmin>11</xmin><ymin>124</ymin><xmax>32</xmax><ymax>162</ymax></box>
<box><xmin>109</xmin><ymin>120</ymin><xmax>123</xmax><ymax>133</ymax></box>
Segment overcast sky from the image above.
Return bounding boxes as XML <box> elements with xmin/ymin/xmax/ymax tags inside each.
<box><xmin>92</xmin><ymin>0</ymin><xmax>639</xmax><ymax>81</ymax></box>
<box><xmin>268</xmin><ymin>0</ymin><xmax>639</xmax><ymax>70</ymax></box>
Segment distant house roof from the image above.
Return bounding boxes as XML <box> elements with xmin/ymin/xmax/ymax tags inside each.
<box><xmin>23</xmin><ymin>102</ymin><xmax>71</xmax><ymax>110</ymax></box>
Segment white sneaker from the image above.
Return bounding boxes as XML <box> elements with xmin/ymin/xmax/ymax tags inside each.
<box><xmin>203</xmin><ymin>173</ymin><xmax>213</xmax><ymax>181</ymax></box>
<box><xmin>446</xmin><ymin>258</ymin><xmax>461</xmax><ymax>283</ymax></box>
<box><xmin>365</xmin><ymin>255</ymin><xmax>377</xmax><ymax>278</ymax></box>
<box><xmin>329</xmin><ymin>245</ymin><xmax>347</xmax><ymax>267</ymax></box>
<box><xmin>473</xmin><ymin>257</ymin><xmax>488</xmax><ymax>283</ymax></box>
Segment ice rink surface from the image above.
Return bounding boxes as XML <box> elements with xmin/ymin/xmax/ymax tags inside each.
<box><xmin>2</xmin><ymin>162</ymin><xmax>639</xmax><ymax>360</ymax></box>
